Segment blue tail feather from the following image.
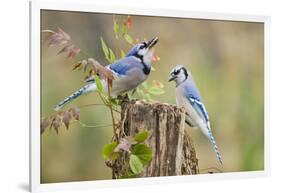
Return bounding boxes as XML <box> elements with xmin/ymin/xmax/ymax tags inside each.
<box><xmin>207</xmin><ymin>129</ymin><xmax>223</xmax><ymax>165</ymax></box>
<box><xmin>54</xmin><ymin>83</ymin><xmax>96</xmax><ymax>111</ymax></box>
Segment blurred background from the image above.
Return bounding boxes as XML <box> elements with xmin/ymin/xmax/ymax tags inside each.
<box><xmin>40</xmin><ymin>10</ymin><xmax>264</xmax><ymax>183</ymax></box>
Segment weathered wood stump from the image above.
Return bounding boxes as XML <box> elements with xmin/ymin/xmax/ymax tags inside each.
<box><xmin>112</xmin><ymin>97</ymin><xmax>199</xmax><ymax>178</ymax></box>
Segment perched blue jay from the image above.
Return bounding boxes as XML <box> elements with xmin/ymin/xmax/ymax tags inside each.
<box><xmin>55</xmin><ymin>37</ymin><xmax>159</xmax><ymax>111</ymax></box>
<box><xmin>169</xmin><ymin>65</ymin><xmax>222</xmax><ymax>164</ymax></box>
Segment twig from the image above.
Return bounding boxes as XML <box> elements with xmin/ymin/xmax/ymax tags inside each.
<box><xmin>75</xmin><ymin>120</ymin><xmax>113</xmax><ymax>128</ymax></box>
<box><xmin>107</xmin><ymin>82</ymin><xmax>118</xmax><ymax>140</ymax></box>
<box><xmin>78</xmin><ymin>103</ymin><xmax>121</xmax><ymax>113</ymax></box>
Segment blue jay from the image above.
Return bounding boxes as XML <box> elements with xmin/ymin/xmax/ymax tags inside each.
<box><xmin>55</xmin><ymin>37</ymin><xmax>159</xmax><ymax>111</ymax></box>
<box><xmin>169</xmin><ymin>65</ymin><xmax>222</xmax><ymax>164</ymax></box>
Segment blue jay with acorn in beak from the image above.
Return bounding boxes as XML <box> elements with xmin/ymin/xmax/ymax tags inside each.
<box><xmin>55</xmin><ymin>37</ymin><xmax>159</xmax><ymax>111</ymax></box>
<box><xmin>169</xmin><ymin>65</ymin><xmax>223</xmax><ymax>164</ymax></box>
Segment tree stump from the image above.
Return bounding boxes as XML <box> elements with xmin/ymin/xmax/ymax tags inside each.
<box><xmin>112</xmin><ymin>97</ymin><xmax>199</xmax><ymax>178</ymax></box>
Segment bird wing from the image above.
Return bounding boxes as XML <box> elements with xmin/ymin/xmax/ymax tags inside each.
<box><xmin>183</xmin><ymin>86</ymin><xmax>222</xmax><ymax>164</ymax></box>
<box><xmin>84</xmin><ymin>57</ymin><xmax>139</xmax><ymax>83</ymax></box>
<box><xmin>188</xmin><ymin>96</ymin><xmax>210</xmax><ymax>128</ymax></box>
<box><xmin>108</xmin><ymin>56</ymin><xmax>141</xmax><ymax>76</ymax></box>
<box><xmin>190</xmin><ymin>95</ymin><xmax>223</xmax><ymax>164</ymax></box>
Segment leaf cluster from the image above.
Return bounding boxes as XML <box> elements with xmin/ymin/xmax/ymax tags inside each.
<box><xmin>41</xmin><ymin>107</ymin><xmax>80</xmax><ymax>134</ymax></box>
<box><xmin>113</xmin><ymin>16</ymin><xmax>134</xmax><ymax>44</ymax></box>
<box><xmin>72</xmin><ymin>58</ymin><xmax>115</xmax><ymax>89</ymax></box>
<box><xmin>134</xmin><ymin>80</ymin><xmax>165</xmax><ymax>101</ymax></box>
<box><xmin>102</xmin><ymin>129</ymin><xmax>152</xmax><ymax>177</ymax></box>
<box><xmin>42</xmin><ymin>27</ymin><xmax>81</xmax><ymax>58</ymax></box>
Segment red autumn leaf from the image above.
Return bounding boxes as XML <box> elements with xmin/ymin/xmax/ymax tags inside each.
<box><xmin>57</xmin><ymin>44</ymin><xmax>74</xmax><ymax>55</ymax></box>
<box><xmin>72</xmin><ymin>62</ymin><xmax>82</xmax><ymax>70</ymax></box>
<box><xmin>43</xmin><ymin>27</ymin><xmax>81</xmax><ymax>59</ymax></box>
<box><xmin>53</xmin><ymin>115</ymin><xmax>62</xmax><ymax>134</ymax></box>
<box><xmin>62</xmin><ymin>110</ymin><xmax>72</xmax><ymax>129</ymax></box>
<box><xmin>72</xmin><ymin>60</ymin><xmax>87</xmax><ymax>70</ymax></box>
<box><xmin>152</xmin><ymin>54</ymin><xmax>160</xmax><ymax>62</ymax></box>
<box><xmin>126</xmin><ymin>16</ymin><xmax>132</xmax><ymax>29</ymax></box>
<box><xmin>43</xmin><ymin>27</ymin><xmax>71</xmax><ymax>47</ymax></box>
<box><xmin>48</xmin><ymin>35</ymin><xmax>67</xmax><ymax>47</ymax></box>
<box><xmin>40</xmin><ymin>117</ymin><xmax>50</xmax><ymax>134</ymax></box>
<box><xmin>67</xmin><ymin>47</ymin><xmax>81</xmax><ymax>59</ymax></box>
<box><xmin>57</xmin><ymin>27</ymin><xmax>71</xmax><ymax>40</ymax></box>
<box><xmin>70</xmin><ymin>107</ymin><xmax>80</xmax><ymax>120</ymax></box>
<box><xmin>134</xmin><ymin>38</ymin><xmax>140</xmax><ymax>44</ymax></box>
<box><xmin>87</xmin><ymin>58</ymin><xmax>115</xmax><ymax>88</ymax></box>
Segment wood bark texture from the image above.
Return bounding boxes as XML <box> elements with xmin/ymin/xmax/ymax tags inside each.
<box><xmin>111</xmin><ymin>97</ymin><xmax>199</xmax><ymax>178</ymax></box>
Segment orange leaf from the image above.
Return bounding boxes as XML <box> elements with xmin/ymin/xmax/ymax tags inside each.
<box><xmin>62</xmin><ymin>111</ymin><xmax>72</xmax><ymax>129</ymax></box>
<box><xmin>69</xmin><ymin>107</ymin><xmax>80</xmax><ymax>121</ymax></box>
<box><xmin>152</xmin><ymin>54</ymin><xmax>160</xmax><ymax>62</ymax></box>
<box><xmin>40</xmin><ymin>117</ymin><xmax>50</xmax><ymax>134</ymax></box>
<box><xmin>67</xmin><ymin>47</ymin><xmax>81</xmax><ymax>59</ymax></box>
<box><xmin>126</xmin><ymin>16</ymin><xmax>132</xmax><ymax>29</ymax></box>
<box><xmin>53</xmin><ymin>115</ymin><xmax>62</xmax><ymax>134</ymax></box>
<box><xmin>57</xmin><ymin>44</ymin><xmax>74</xmax><ymax>55</ymax></box>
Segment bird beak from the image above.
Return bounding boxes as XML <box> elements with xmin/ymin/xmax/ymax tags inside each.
<box><xmin>168</xmin><ymin>75</ymin><xmax>176</xmax><ymax>82</ymax></box>
<box><xmin>146</xmin><ymin>37</ymin><xmax>159</xmax><ymax>49</ymax></box>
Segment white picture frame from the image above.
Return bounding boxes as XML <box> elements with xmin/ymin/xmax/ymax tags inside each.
<box><xmin>30</xmin><ymin>0</ymin><xmax>270</xmax><ymax>192</ymax></box>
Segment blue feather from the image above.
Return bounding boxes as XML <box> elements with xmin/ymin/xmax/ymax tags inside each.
<box><xmin>126</xmin><ymin>44</ymin><xmax>139</xmax><ymax>57</ymax></box>
<box><xmin>109</xmin><ymin>56</ymin><xmax>142</xmax><ymax>76</ymax></box>
<box><xmin>188</xmin><ymin>96</ymin><xmax>223</xmax><ymax>164</ymax></box>
<box><xmin>188</xmin><ymin>96</ymin><xmax>209</xmax><ymax>124</ymax></box>
<box><xmin>54</xmin><ymin>83</ymin><xmax>95</xmax><ymax>111</ymax></box>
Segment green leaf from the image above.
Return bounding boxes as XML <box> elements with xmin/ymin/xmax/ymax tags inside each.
<box><xmin>129</xmin><ymin>154</ymin><xmax>144</xmax><ymax>174</ymax></box>
<box><xmin>119</xmin><ymin>172</ymin><xmax>137</xmax><ymax>179</ymax></box>
<box><xmin>113</xmin><ymin>19</ymin><xmax>120</xmax><ymax>39</ymax></box>
<box><xmin>110</xmin><ymin>152</ymin><xmax>120</xmax><ymax>161</ymax></box>
<box><xmin>94</xmin><ymin>75</ymin><xmax>103</xmax><ymax>93</ymax></box>
<box><xmin>134</xmin><ymin>130</ymin><xmax>148</xmax><ymax>143</ymax></box>
<box><xmin>131</xmin><ymin>144</ymin><xmax>152</xmax><ymax>165</ymax></box>
<box><xmin>102</xmin><ymin>142</ymin><xmax>118</xmax><ymax>160</ymax></box>
<box><xmin>100</xmin><ymin>37</ymin><xmax>109</xmax><ymax>60</ymax></box>
<box><xmin>121</xmin><ymin>23</ymin><xmax>127</xmax><ymax>35</ymax></box>
<box><xmin>110</xmin><ymin>98</ymin><xmax>120</xmax><ymax>106</ymax></box>
<box><xmin>120</xmin><ymin>49</ymin><xmax>126</xmax><ymax>58</ymax></box>
<box><xmin>141</xmin><ymin>82</ymin><xmax>148</xmax><ymax>90</ymax></box>
<box><xmin>136</xmin><ymin>88</ymin><xmax>145</xmax><ymax>98</ymax></box>
<box><xmin>144</xmin><ymin>93</ymin><xmax>153</xmax><ymax>101</ymax></box>
<box><xmin>109</xmin><ymin>48</ymin><xmax>116</xmax><ymax>63</ymax></box>
<box><xmin>124</xmin><ymin>34</ymin><xmax>133</xmax><ymax>44</ymax></box>
<box><xmin>148</xmin><ymin>86</ymin><xmax>165</xmax><ymax>95</ymax></box>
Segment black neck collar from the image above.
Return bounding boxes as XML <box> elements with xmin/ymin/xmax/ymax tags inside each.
<box><xmin>134</xmin><ymin>54</ymin><xmax>151</xmax><ymax>75</ymax></box>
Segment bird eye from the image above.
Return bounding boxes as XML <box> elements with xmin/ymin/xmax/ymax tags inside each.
<box><xmin>139</xmin><ymin>41</ymin><xmax>147</xmax><ymax>49</ymax></box>
<box><xmin>139</xmin><ymin>44</ymin><xmax>146</xmax><ymax>49</ymax></box>
<box><xmin>174</xmin><ymin>70</ymin><xmax>180</xmax><ymax>75</ymax></box>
